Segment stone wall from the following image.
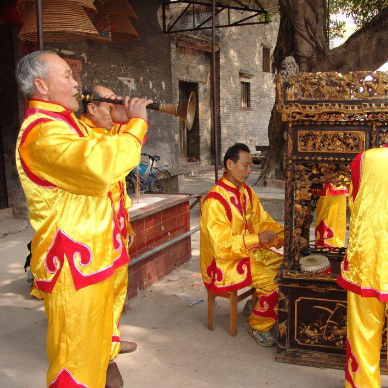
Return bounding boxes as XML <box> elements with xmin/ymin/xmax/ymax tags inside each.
<box><xmin>218</xmin><ymin>14</ymin><xmax>279</xmax><ymax>157</ymax></box>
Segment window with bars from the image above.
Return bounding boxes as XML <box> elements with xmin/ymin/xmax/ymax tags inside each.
<box><xmin>263</xmin><ymin>46</ymin><xmax>271</xmax><ymax>73</ymax></box>
<box><xmin>241</xmin><ymin>81</ymin><xmax>251</xmax><ymax>108</ymax></box>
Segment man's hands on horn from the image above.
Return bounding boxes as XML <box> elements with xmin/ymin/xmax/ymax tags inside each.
<box><xmin>102</xmin><ymin>95</ymin><xmax>153</xmax><ymax>123</ymax></box>
<box><xmin>108</xmin><ymin>95</ymin><xmax>127</xmax><ymax>123</ymax></box>
<box><xmin>124</xmin><ymin>97</ymin><xmax>153</xmax><ymax>122</ymax></box>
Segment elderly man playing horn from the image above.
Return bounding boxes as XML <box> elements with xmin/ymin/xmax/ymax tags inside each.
<box><xmin>15</xmin><ymin>50</ymin><xmax>151</xmax><ymax>388</ymax></box>
<box><xmin>80</xmin><ymin>84</ymin><xmax>130</xmax><ymax>135</ymax></box>
<box><xmin>80</xmin><ymin>84</ymin><xmax>142</xmax><ymax>382</ymax></box>
<box><xmin>200</xmin><ymin>143</ymin><xmax>285</xmax><ymax>346</ymax></box>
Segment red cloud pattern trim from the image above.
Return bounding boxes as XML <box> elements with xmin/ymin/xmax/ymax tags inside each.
<box><xmin>49</xmin><ymin>369</ymin><xmax>89</xmax><ymax>388</ymax></box>
<box><xmin>252</xmin><ymin>290</ymin><xmax>278</xmax><ymax>321</ymax></box>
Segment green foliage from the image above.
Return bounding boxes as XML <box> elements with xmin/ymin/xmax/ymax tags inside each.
<box><xmin>327</xmin><ymin>18</ymin><xmax>346</xmax><ymax>41</ymax></box>
<box><xmin>329</xmin><ymin>0</ymin><xmax>388</xmax><ymax>31</ymax></box>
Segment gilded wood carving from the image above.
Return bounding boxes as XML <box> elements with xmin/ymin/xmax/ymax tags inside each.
<box><xmin>276</xmin><ymin>71</ymin><xmax>388</xmax><ymax>120</ymax></box>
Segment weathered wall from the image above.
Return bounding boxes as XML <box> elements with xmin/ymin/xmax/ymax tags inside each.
<box><xmin>218</xmin><ymin>14</ymin><xmax>279</xmax><ymax>157</ymax></box>
<box><xmin>171</xmin><ymin>40</ymin><xmax>212</xmax><ymax>165</ymax></box>
<box><xmin>45</xmin><ymin>0</ymin><xmax>176</xmax><ymax>168</ymax></box>
<box><xmin>170</xmin><ymin>12</ymin><xmax>279</xmax><ymax>165</ymax></box>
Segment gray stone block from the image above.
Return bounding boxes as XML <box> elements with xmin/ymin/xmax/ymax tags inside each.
<box><xmin>0</xmin><ymin>219</ymin><xmax>29</xmax><ymax>238</ymax></box>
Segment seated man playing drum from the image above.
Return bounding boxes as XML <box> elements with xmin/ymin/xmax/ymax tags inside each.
<box><xmin>200</xmin><ymin>143</ymin><xmax>285</xmax><ymax>346</ymax></box>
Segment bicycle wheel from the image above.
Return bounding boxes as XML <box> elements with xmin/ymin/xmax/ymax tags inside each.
<box><xmin>125</xmin><ymin>175</ymin><xmax>136</xmax><ymax>195</ymax></box>
<box><xmin>149</xmin><ymin>169</ymin><xmax>172</xmax><ymax>193</ymax></box>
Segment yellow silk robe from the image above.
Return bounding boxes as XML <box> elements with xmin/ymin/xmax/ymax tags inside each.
<box><xmin>200</xmin><ymin>174</ymin><xmax>284</xmax><ymax>293</ymax></box>
<box><xmin>338</xmin><ymin>147</ymin><xmax>388</xmax><ymax>300</ymax></box>
<box><xmin>314</xmin><ymin>183</ymin><xmax>348</xmax><ymax>248</ymax></box>
<box><xmin>17</xmin><ymin>100</ymin><xmax>147</xmax><ymax>294</ymax></box>
<box><xmin>79</xmin><ymin>114</ymin><xmax>134</xmax><ymax>236</ymax></box>
<box><xmin>79</xmin><ymin>114</ymin><xmax>136</xmax><ymax>360</ymax></box>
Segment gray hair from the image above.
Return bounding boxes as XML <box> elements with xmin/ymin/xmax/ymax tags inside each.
<box><xmin>15</xmin><ymin>50</ymin><xmax>59</xmax><ymax>99</ymax></box>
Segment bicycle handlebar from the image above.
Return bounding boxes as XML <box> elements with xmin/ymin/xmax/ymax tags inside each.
<box><xmin>141</xmin><ymin>153</ymin><xmax>160</xmax><ymax>162</ymax></box>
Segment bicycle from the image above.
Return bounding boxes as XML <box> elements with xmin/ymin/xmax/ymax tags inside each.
<box><xmin>126</xmin><ymin>153</ymin><xmax>172</xmax><ymax>195</ymax></box>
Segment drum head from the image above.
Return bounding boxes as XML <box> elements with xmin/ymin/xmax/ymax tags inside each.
<box><xmin>300</xmin><ymin>254</ymin><xmax>330</xmax><ymax>273</ymax></box>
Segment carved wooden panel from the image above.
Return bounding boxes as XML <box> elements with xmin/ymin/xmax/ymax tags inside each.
<box><xmin>297</xmin><ymin>130</ymin><xmax>365</xmax><ymax>154</ymax></box>
<box><xmin>291</xmin><ymin>123</ymin><xmax>370</xmax><ymax>163</ymax></box>
<box><xmin>279</xmin><ymin>283</ymin><xmax>387</xmax><ymax>355</ymax></box>
<box><xmin>276</xmin><ymin>71</ymin><xmax>388</xmax><ymax>121</ymax></box>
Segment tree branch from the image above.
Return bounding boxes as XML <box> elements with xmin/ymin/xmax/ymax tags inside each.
<box><xmin>316</xmin><ymin>6</ymin><xmax>388</xmax><ymax>72</ymax></box>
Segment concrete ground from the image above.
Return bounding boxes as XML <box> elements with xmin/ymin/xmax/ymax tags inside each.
<box><xmin>0</xmin><ymin>168</ymin><xmax>365</xmax><ymax>388</ymax></box>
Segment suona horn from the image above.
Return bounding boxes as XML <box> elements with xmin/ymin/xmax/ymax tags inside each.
<box><xmin>81</xmin><ymin>92</ymin><xmax>196</xmax><ymax>130</ymax></box>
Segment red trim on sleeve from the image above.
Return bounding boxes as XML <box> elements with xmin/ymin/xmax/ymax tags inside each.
<box><xmin>337</xmin><ymin>274</ymin><xmax>388</xmax><ymax>302</ymax></box>
<box><xmin>19</xmin><ymin>118</ymin><xmax>57</xmax><ymax>188</ymax></box>
<box><xmin>27</xmin><ymin>108</ymin><xmax>85</xmax><ymax>137</ymax></box>
<box><xmin>242</xmin><ymin>235</ymin><xmax>248</xmax><ymax>250</ymax></box>
<box><xmin>124</xmin><ymin>131</ymin><xmax>141</xmax><ymax>144</ymax></box>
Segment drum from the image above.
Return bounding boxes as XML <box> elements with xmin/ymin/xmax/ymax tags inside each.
<box><xmin>300</xmin><ymin>254</ymin><xmax>333</xmax><ymax>274</ymax></box>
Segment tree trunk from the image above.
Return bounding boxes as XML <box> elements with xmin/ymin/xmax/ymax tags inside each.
<box><xmin>257</xmin><ymin>1</ymin><xmax>388</xmax><ymax>186</ymax></box>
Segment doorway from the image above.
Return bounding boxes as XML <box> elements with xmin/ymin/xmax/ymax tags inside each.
<box><xmin>179</xmin><ymin>81</ymin><xmax>199</xmax><ymax>160</ymax></box>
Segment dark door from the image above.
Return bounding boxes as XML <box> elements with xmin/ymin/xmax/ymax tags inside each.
<box><xmin>179</xmin><ymin>81</ymin><xmax>199</xmax><ymax>160</ymax></box>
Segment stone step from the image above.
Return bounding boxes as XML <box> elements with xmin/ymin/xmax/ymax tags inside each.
<box><xmin>0</xmin><ymin>208</ymin><xmax>13</xmax><ymax>221</ymax></box>
<box><xmin>0</xmin><ymin>219</ymin><xmax>29</xmax><ymax>238</ymax></box>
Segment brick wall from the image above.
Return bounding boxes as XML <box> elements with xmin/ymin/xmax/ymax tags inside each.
<box><xmin>127</xmin><ymin>200</ymin><xmax>191</xmax><ymax>299</ymax></box>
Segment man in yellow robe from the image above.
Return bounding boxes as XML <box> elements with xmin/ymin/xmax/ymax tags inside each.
<box><xmin>80</xmin><ymin>84</ymin><xmax>139</xmax><ymax>384</ymax></box>
<box><xmin>337</xmin><ymin>147</ymin><xmax>388</xmax><ymax>388</ymax></box>
<box><xmin>200</xmin><ymin>143</ymin><xmax>284</xmax><ymax>346</ymax></box>
<box><xmin>15</xmin><ymin>50</ymin><xmax>152</xmax><ymax>388</ymax></box>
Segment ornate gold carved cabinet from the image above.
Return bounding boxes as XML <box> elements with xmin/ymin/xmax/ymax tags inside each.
<box><xmin>275</xmin><ymin>71</ymin><xmax>388</xmax><ymax>368</ymax></box>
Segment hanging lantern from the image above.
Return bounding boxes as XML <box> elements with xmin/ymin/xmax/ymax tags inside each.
<box><xmin>91</xmin><ymin>0</ymin><xmax>139</xmax><ymax>45</ymax></box>
<box><xmin>16</xmin><ymin>0</ymin><xmax>97</xmax><ymax>20</ymax></box>
<box><xmin>17</xmin><ymin>0</ymin><xmax>99</xmax><ymax>42</ymax></box>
